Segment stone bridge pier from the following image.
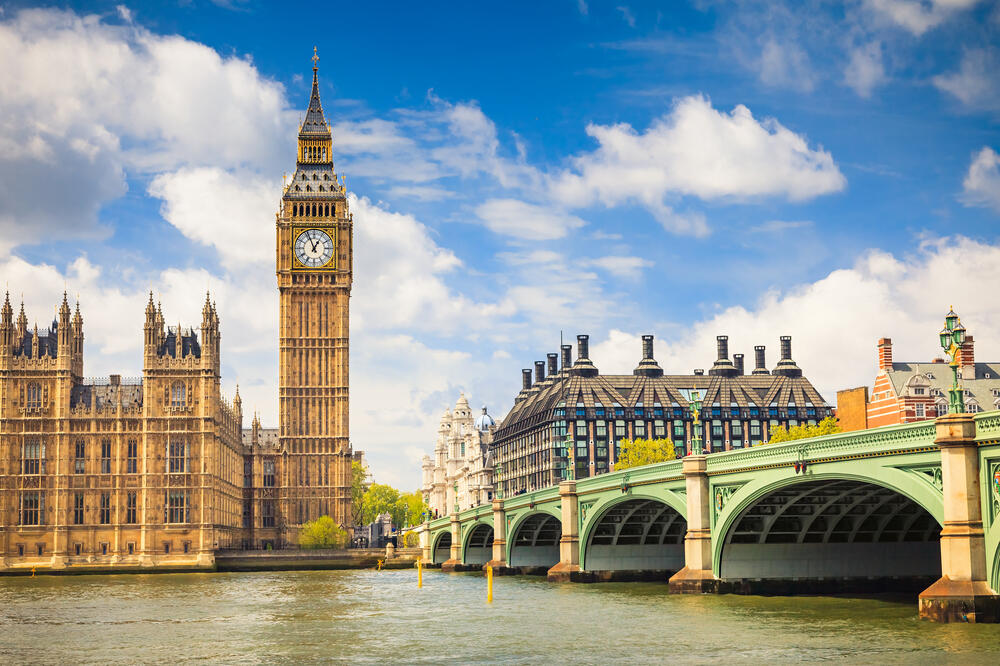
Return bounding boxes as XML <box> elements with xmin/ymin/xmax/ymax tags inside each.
<box><xmin>919</xmin><ymin>413</ymin><xmax>1000</xmax><ymax>622</ymax></box>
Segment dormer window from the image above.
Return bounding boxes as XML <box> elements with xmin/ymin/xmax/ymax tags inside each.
<box><xmin>312</xmin><ymin>174</ymin><xmax>318</xmax><ymax>180</ymax></box>
<box><xmin>301</xmin><ymin>173</ymin><xmax>307</xmax><ymax>180</ymax></box>
<box><xmin>306</xmin><ymin>185</ymin><xmax>312</xmax><ymax>192</ymax></box>
<box><xmin>925</xmin><ymin>372</ymin><xmax>934</xmax><ymax>379</ymax></box>
<box><xmin>294</xmin><ymin>185</ymin><xmax>301</xmax><ymax>191</ymax></box>
<box><xmin>324</xmin><ymin>174</ymin><xmax>331</xmax><ymax>180</ymax></box>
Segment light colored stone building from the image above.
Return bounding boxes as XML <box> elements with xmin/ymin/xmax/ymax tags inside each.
<box><xmin>0</xmin><ymin>292</ymin><xmax>245</xmax><ymax>571</ymax></box>
<box><xmin>421</xmin><ymin>395</ymin><xmax>496</xmax><ymax>518</ymax></box>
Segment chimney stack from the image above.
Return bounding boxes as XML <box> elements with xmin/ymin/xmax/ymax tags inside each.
<box><xmin>734</xmin><ymin>353</ymin><xmax>744</xmax><ymax>375</ymax></box>
<box><xmin>561</xmin><ymin>344</ymin><xmax>572</xmax><ymax>371</ymax></box>
<box><xmin>547</xmin><ymin>353</ymin><xmax>558</xmax><ymax>377</ymax></box>
<box><xmin>634</xmin><ymin>334</ymin><xmax>663</xmax><ymax>377</ymax></box>
<box><xmin>534</xmin><ymin>360</ymin><xmax>545</xmax><ymax>384</ymax></box>
<box><xmin>570</xmin><ymin>334</ymin><xmax>599</xmax><ymax>377</ymax></box>
<box><xmin>772</xmin><ymin>336</ymin><xmax>803</xmax><ymax>378</ymax></box>
<box><xmin>694</xmin><ymin>369</ymin><xmax>704</xmax><ymax>376</ymax></box>
<box><xmin>752</xmin><ymin>345</ymin><xmax>769</xmax><ymax>375</ymax></box>
<box><xmin>877</xmin><ymin>337</ymin><xmax>893</xmax><ymax>372</ymax></box>
<box><xmin>521</xmin><ymin>369</ymin><xmax>532</xmax><ymax>390</ymax></box>
<box><xmin>709</xmin><ymin>334</ymin><xmax>738</xmax><ymax>377</ymax></box>
<box><xmin>960</xmin><ymin>335</ymin><xmax>975</xmax><ymax>380</ymax></box>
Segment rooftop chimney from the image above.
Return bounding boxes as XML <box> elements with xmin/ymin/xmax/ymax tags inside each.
<box><xmin>752</xmin><ymin>345</ymin><xmax>769</xmax><ymax>375</ymax></box>
<box><xmin>521</xmin><ymin>368</ymin><xmax>532</xmax><ymax>391</ymax></box>
<box><xmin>772</xmin><ymin>335</ymin><xmax>802</xmax><ymax>378</ymax></box>
<box><xmin>960</xmin><ymin>335</ymin><xmax>975</xmax><ymax>380</ymax></box>
<box><xmin>877</xmin><ymin>337</ymin><xmax>893</xmax><ymax>372</ymax></box>
<box><xmin>693</xmin><ymin>368</ymin><xmax>705</xmax><ymax>376</ymax></box>
<box><xmin>534</xmin><ymin>360</ymin><xmax>545</xmax><ymax>384</ymax></box>
<box><xmin>547</xmin><ymin>353</ymin><xmax>558</xmax><ymax>377</ymax></box>
<box><xmin>633</xmin><ymin>334</ymin><xmax>663</xmax><ymax>377</ymax></box>
<box><xmin>709</xmin><ymin>334</ymin><xmax>739</xmax><ymax>377</ymax></box>
<box><xmin>570</xmin><ymin>334</ymin><xmax>599</xmax><ymax>377</ymax></box>
<box><xmin>734</xmin><ymin>353</ymin><xmax>744</xmax><ymax>375</ymax></box>
<box><xmin>561</xmin><ymin>344</ymin><xmax>573</xmax><ymax>371</ymax></box>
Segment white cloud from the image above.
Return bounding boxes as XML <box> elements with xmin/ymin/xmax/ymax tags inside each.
<box><xmin>933</xmin><ymin>48</ymin><xmax>1000</xmax><ymax>111</ymax></box>
<box><xmin>749</xmin><ymin>220</ymin><xmax>814</xmax><ymax>233</ymax></box>
<box><xmin>588</xmin><ymin>255</ymin><xmax>653</xmax><ymax>280</ymax></box>
<box><xmin>866</xmin><ymin>0</ymin><xmax>980</xmax><ymax>36</ymax></box>
<box><xmin>148</xmin><ymin>168</ymin><xmax>278</xmax><ymax>270</ymax></box>
<box><xmin>617</xmin><ymin>6</ymin><xmax>636</xmax><ymax>27</ymax></box>
<box><xmin>549</xmin><ymin>95</ymin><xmax>845</xmax><ymax>234</ymax></box>
<box><xmin>475</xmin><ymin>199</ymin><xmax>586</xmax><ymax>240</ymax></box>
<box><xmin>351</xmin><ymin>195</ymin><xmax>514</xmax><ymax>333</ymax></box>
<box><xmin>0</xmin><ymin>7</ymin><xmax>297</xmax><ymax>248</ymax></box>
<box><xmin>961</xmin><ymin>146</ymin><xmax>1000</xmax><ymax>212</ymax></box>
<box><xmin>587</xmin><ymin>235</ymin><xmax>1000</xmax><ymax>404</ymax></box>
<box><xmin>844</xmin><ymin>42</ymin><xmax>886</xmax><ymax>98</ymax></box>
<box><xmin>758</xmin><ymin>38</ymin><xmax>816</xmax><ymax>92</ymax></box>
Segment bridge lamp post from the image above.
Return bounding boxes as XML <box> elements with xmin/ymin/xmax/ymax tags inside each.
<box><xmin>938</xmin><ymin>307</ymin><xmax>967</xmax><ymax>415</ymax></box>
<box><xmin>689</xmin><ymin>389</ymin><xmax>704</xmax><ymax>456</ymax></box>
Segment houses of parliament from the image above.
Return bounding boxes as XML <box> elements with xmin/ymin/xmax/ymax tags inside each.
<box><xmin>0</xmin><ymin>54</ymin><xmax>353</xmax><ymax>571</ymax></box>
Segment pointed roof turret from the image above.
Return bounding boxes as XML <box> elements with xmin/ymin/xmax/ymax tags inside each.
<box><xmin>299</xmin><ymin>47</ymin><xmax>331</xmax><ymax>138</ymax></box>
<box><xmin>2</xmin><ymin>292</ymin><xmax>12</xmax><ymax>324</ymax></box>
<box><xmin>16</xmin><ymin>298</ymin><xmax>27</xmax><ymax>331</ymax></box>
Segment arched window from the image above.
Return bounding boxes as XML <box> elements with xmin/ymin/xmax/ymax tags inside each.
<box><xmin>313</xmin><ymin>174</ymin><xmax>318</xmax><ymax>181</ymax></box>
<box><xmin>170</xmin><ymin>381</ymin><xmax>186</xmax><ymax>409</ymax></box>
<box><xmin>301</xmin><ymin>173</ymin><xmax>307</xmax><ymax>180</ymax></box>
<box><xmin>25</xmin><ymin>382</ymin><xmax>42</xmax><ymax>409</ymax></box>
<box><xmin>306</xmin><ymin>185</ymin><xmax>312</xmax><ymax>192</ymax></box>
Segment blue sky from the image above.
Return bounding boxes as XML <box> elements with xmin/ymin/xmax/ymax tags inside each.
<box><xmin>1</xmin><ymin>1</ymin><xmax>999</xmax><ymax>487</ymax></box>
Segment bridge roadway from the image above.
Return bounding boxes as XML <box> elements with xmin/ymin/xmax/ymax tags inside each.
<box><xmin>419</xmin><ymin>412</ymin><xmax>1000</xmax><ymax>622</ymax></box>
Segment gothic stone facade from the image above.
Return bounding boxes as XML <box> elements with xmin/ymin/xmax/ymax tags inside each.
<box><xmin>0</xmin><ymin>293</ymin><xmax>245</xmax><ymax>571</ymax></box>
<box><xmin>493</xmin><ymin>334</ymin><xmax>833</xmax><ymax>497</ymax></box>
<box><xmin>421</xmin><ymin>394</ymin><xmax>495</xmax><ymax>518</ymax></box>
<box><xmin>276</xmin><ymin>54</ymin><xmax>354</xmax><ymax>537</ymax></box>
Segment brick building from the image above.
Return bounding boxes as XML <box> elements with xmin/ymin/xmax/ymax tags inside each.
<box><xmin>492</xmin><ymin>334</ymin><xmax>833</xmax><ymax>497</ymax></box>
<box><xmin>838</xmin><ymin>326</ymin><xmax>1000</xmax><ymax>432</ymax></box>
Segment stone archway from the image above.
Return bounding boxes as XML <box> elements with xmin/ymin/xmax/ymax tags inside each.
<box><xmin>719</xmin><ymin>478</ymin><xmax>941</xmax><ymax>592</ymax></box>
<box><xmin>508</xmin><ymin>513</ymin><xmax>561</xmax><ymax>570</ymax></box>
<box><xmin>463</xmin><ymin>523</ymin><xmax>494</xmax><ymax>566</ymax></box>
<box><xmin>432</xmin><ymin>531</ymin><xmax>452</xmax><ymax>565</ymax></box>
<box><xmin>582</xmin><ymin>497</ymin><xmax>686</xmax><ymax>577</ymax></box>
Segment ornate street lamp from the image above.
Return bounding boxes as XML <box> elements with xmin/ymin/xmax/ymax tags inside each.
<box><xmin>690</xmin><ymin>389</ymin><xmax>704</xmax><ymax>456</ymax></box>
<box><xmin>939</xmin><ymin>306</ymin><xmax>967</xmax><ymax>415</ymax></box>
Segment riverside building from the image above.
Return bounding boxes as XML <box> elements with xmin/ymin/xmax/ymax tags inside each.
<box><xmin>0</xmin><ymin>53</ymin><xmax>357</xmax><ymax>570</ymax></box>
<box><xmin>492</xmin><ymin>334</ymin><xmax>833</xmax><ymax>497</ymax></box>
<box><xmin>421</xmin><ymin>394</ymin><xmax>496</xmax><ymax>518</ymax></box>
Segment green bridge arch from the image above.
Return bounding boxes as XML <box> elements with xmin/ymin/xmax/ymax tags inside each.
<box><xmin>578</xmin><ymin>488</ymin><xmax>687</xmax><ymax>572</ymax></box>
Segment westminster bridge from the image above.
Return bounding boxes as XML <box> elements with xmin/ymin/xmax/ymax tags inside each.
<box><xmin>420</xmin><ymin>412</ymin><xmax>1000</xmax><ymax>622</ymax></box>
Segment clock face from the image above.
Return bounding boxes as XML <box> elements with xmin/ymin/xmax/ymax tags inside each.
<box><xmin>294</xmin><ymin>228</ymin><xmax>335</xmax><ymax>268</ymax></box>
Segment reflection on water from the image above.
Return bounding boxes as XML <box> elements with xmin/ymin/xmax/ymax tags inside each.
<box><xmin>2</xmin><ymin>570</ymin><xmax>1000</xmax><ymax>664</ymax></box>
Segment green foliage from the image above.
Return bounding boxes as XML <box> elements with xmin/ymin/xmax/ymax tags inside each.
<box><xmin>402</xmin><ymin>530</ymin><xmax>420</xmax><ymax>547</ymax></box>
<box><xmin>361</xmin><ymin>483</ymin><xmax>401</xmax><ymax>526</ymax></box>
<box><xmin>766</xmin><ymin>417</ymin><xmax>841</xmax><ymax>444</ymax></box>
<box><xmin>614</xmin><ymin>437</ymin><xmax>677</xmax><ymax>470</ymax></box>
<box><xmin>351</xmin><ymin>461</ymin><xmax>367</xmax><ymax>526</ymax></box>
<box><xmin>398</xmin><ymin>490</ymin><xmax>428</xmax><ymax>528</ymax></box>
<box><xmin>298</xmin><ymin>515</ymin><xmax>348</xmax><ymax>549</ymax></box>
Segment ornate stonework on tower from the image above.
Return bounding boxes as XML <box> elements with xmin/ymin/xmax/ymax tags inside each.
<box><xmin>276</xmin><ymin>49</ymin><xmax>353</xmax><ymax>537</ymax></box>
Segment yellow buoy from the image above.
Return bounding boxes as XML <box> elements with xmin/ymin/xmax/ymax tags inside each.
<box><xmin>417</xmin><ymin>557</ymin><xmax>423</xmax><ymax>588</ymax></box>
<box><xmin>487</xmin><ymin>564</ymin><xmax>494</xmax><ymax>603</ymax></box>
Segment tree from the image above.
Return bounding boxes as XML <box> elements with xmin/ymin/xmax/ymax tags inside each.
<box><xmin>398</xmin><ymin>490</ymin><xmax>427</xmax><ymax>528</ymax></box>
<box><xmin>299</xmin><ymin>515</ymin><xmax>348</xmax><ymax>549</ymax></box>
<box><xmin>766</xmin><ymin>417</ymin><xmax>841</xmax><ymax>444</ymax></box>
<box><xmin>360</xmin><ymin>483</ymin><xmax>401</xmax><ymax>526</ymax></box>
<box><xmin>401</xmin><ymin>530</ymin><xmax>420</xmax><ymax>547</ymax></box>
<box><xmin>351</xmin><ymin>461</ymin><xmax>367</xmax><ymax>526</ymax></box>
<box><xmin>614</xmin><ymin>437</ymin><xmax>676</xmax><ymax>470</ymax></box>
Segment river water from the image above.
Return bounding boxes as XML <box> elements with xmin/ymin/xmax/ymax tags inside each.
<box><xmin>2</xmin><ymin>569</ymin><xmax>1000</xmax><ymax>664</ymax></box>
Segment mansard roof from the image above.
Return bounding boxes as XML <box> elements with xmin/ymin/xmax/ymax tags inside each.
<box><xmin>496</xmin><ymin>371</ymin><xmax>830</xmax><ymax>440</ymax></box>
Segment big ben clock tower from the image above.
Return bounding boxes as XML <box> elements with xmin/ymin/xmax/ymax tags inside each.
<box><xmin>276</xmin><ymin>49</ymin><xmax>353</xmax><ymax>537</ymax></box>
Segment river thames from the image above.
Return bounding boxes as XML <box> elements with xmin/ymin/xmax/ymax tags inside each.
<box><xmin>3</xmin><ymin>569</ymin><xmax>1000</xmax><ymax>664</ymax></box>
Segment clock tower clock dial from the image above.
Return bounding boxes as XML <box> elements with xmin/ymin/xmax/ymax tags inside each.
<box><xmin>274</xmin><ymin>50</ymin><xmax>353</xmax><ymax>541</ymax></box>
